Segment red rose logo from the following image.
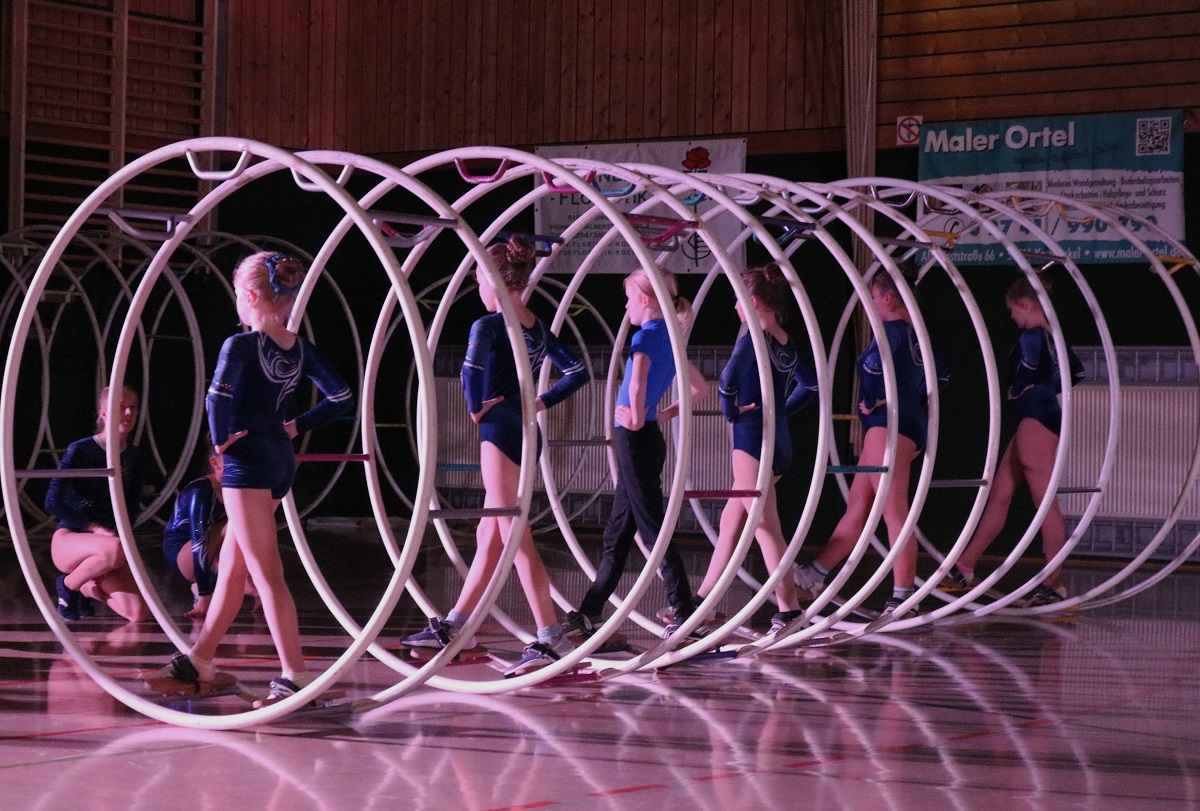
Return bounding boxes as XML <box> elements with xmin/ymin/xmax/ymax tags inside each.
<box><xmin>682</xmin><ymin>147</ymin><xmax>711</xmax><ymax>171</ymax></box>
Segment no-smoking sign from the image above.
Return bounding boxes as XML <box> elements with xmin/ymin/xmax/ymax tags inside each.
<box><xmin>896</xmin><ymin>115</ymin><xmax>923</xmax><ymax>146</ymax></box>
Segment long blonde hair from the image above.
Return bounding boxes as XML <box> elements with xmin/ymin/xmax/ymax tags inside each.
<box><xmin>625</xmin><ymin>268</ymin><xmax>693</xmax><ymax>332</ymax></box>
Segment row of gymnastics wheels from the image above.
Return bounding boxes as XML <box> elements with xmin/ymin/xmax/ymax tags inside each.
<box><xmin>2</xmin><ymin>137</ymin><xmax>1198</xmax><ymax>728</ymax></box>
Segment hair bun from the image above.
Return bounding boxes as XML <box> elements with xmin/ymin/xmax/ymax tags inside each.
<box><xmin>506</xmin><ymin>235</ymin><xmax>536</xmax><ymax>267</ymax></box>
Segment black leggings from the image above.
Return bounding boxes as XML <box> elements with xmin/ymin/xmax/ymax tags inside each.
<box><xmin>579</xmin><ymin>424</ymin><xmax>694</xmax><ymax>619</ymax></box>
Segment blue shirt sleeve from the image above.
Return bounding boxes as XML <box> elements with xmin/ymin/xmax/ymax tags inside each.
<box><xmin>293</xmin><ymin>338</ymin><xmax>355</xmax><ymax>435</ymax></box>
<box><xmin>538</xmin><ymin>325</ymin><xmax>591</xmax><ymax>410</ymax></box>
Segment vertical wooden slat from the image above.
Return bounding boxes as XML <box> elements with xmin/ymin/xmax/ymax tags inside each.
<box><xmin>824</xmin><ymin>0</ymin><xmax>843</xmax><ymax>128</ymax></box>
<box><xmin>730</xmin><ymin>0</ymin><xmax>751</xmax><ymax>133</ymax></box>
<box><xmin>510</xmin><ymin>0</ymin><xmax>530</xmax><ymax>146</ymax></box>
<box><xmin>694</xmin><ymin>2</ymin><xmax>715</xmax><ymax>135</ymax></box>
<box><xmin>541</xmin><ymin>0</ymin><xmax>561</xmax><ymax>145</ymax></box>
<box><xmin>646</xmin><ymin>0</ymin><xmax>667</xmax><ymax>140</ymax></box>
<box><xmin>802</xmin><ymin>0</ymin><xmax>823</xmax><ymax>128</ymax></box>
<box><xmin>404</xmin><ymin>1</ymin><xmax>423</xmax><ymax>150</ymax></box>
<box><xmin>607</xmin><ymin>0</ymin><xmax>627</xmax><ymax>140</ymax></box>
<box><xmin>574</xmin><ymin>0</ymin><xmax>593</xmax><ymax>143</ymax></box>
<box><xmin>590</xmin><ymin>0</ymin><xmax>610</xmax><ymax>142</ymax></box>
<box><xmin>764</xmin><ymin>0</ymin><xmax>787</xmax><ymax>132</ymax></box>
<box><xmin>624</xmin><ymin>0</ymin><xmax>644</xmax><ymax>140</ymax></box>
<box><xmin>557</xmin><ymin>0</ymin><xmax>577</xmax><ymax>144</ymax></box>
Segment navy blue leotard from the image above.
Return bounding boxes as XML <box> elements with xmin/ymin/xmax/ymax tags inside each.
<box><xmin>1007</xmin><ymin>327</ymin><xmax>1085</xmax><ymax>436</ymax></box>
<box><xmin>45</xmin><ymin>437</ymin><xmax>144</xmax><ymax>533</ymax></box>
<box><xmin>162</xmin><ymin>477</ymin><xmax>225</xmax><ymax>596</ymax></box>
<box><xmin>857</xmin><ymin>319</ymin><xmax>950</xmax><ymax>451</ymax></box>
<box><xmin>207</xmin><ymin>332</ymin><xmax>354</xmax><ymax>498</ymax></box>
<box><xmin>461</xmin><ymin>313</ymin><xmax>590</xmax><ymax>465</ymax></box>
<box><xmin>718</xmin><ymin>331</ymin><xmax>818</xmax><ymax>476</ymax></box>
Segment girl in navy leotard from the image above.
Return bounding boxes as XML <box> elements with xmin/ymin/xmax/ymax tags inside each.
<box><xmin>402</xmin><ymin>236</ymin><xmax>590</xmax><ymax>676</ymax></box>
<box><xmin>792</xmin><ymin>267</ymin><xmax>949</xmax><ymax>618</ymax></box>
<box><xmin>46</xmin><ymin>385</ymin><xmax>151</xmax><ymax>623</ymax></box>
<box><xmin>562</xmin><ymin>268</ymin><xmax>710</xmax><ymax>641</ymax></box>
<box><xmin>941</xmin><ymin>277</ymin><xmax>1084</xmax><ymax>606</ymax></box>
<box><xmin>161</xmin><ymin>449</ymin><xmax>228</xmax><ymax>619</ymax></box>
<box><xmin>695</xmin><ymin>265</ymin><xmax>817</xmax><ymax>634</ymax></box>
<box><xmin>149</xmin><ymin>252</ymin><xmax>354</xmax><ymax>702</ymax></box>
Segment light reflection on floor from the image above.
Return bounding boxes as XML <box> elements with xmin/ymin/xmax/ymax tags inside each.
<box><xmin>2</xmin><ymin>538</ymin><xmax>1198</xmax><ymax>811</ymax></box>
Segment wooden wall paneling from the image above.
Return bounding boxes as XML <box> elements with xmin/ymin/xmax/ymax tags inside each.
<box><xmin>590</xmin><ymin>1</ymin><xmax>610</xmax><ymax>141</ymax></box>
<box><xmin>555</xmin><ymin>0</ymin><xmax>577</xmax><ymax>144</ymax></box>
<box><xmin>247</xmin><ymin>1</ymin><xmax>269</xmax><ymax>144</ymax></box>
<box><xmin>572</xmin><ymin>0</ymin><xmax>592</xmax><ymax>142</ymax></box>
<box><xmin>783</xmin><ymin>0</ymin><xmax>807</xmax><ymax>131</ymax></box>
<box><xmin>646</xmin><ymin>0</ymin><xmax>668</xmax><ymax>140</ymax></box>
<box><xmin>716</xmin><ymin>0</ymin><xmax>736</xmax><ymax>134</ymax></box>
<box><xmin>401</xmin><ymin>2</ymin><xmax>421</xmax><ymax>150</ymax></box>
<box><xmin>347</xmin><ymin>1</ymin><xmax>368</xmax><ymax>151</ymax></box>
<box><xmin>884</xmin><ymin>57</ymin><xmax>1200</xmax><ymax>104</ymax></box>
<box><xmin>731</xmin><ymin>0</ymin><xmax>752</xmax><ymax>134</ymax></box>
<box><xmin>673</xmin><ymin>0</ymin><xmax>695</xmax><ymax>138</ymax></box>
<box><xmin>800</xmin><ymin>0</ymin><xmax>824</xmax><ymax>128</ymax></box>
<box><xmin>331</xmin><ymin>1</ymin><xmax>349</xmax><ymax>149</ymax></box>
<box><xmin>746</xmin><ymin>0</ymin><xmax>769</xmax><ymax>132</ymax></box>
<box><xmin>881</xmin><ymin>30</ymin><xmax>1200</xmax><ymax>81</ymax></box>
<box><xmin>763</xmin><ymin>0</ymin><xmax>787</xmax><ymax>131</ymax></box>
<box><xmin>607</xmin><ymin>0</ymin><xmax>629</xmax><ymax>141</ymax></box>
<box><xmin>459</xmin><ymin>0</ymin><xmax>478</xmax><ymax>144</ymax></box>
<box><xmin>366</xmin><ymin>0</ymin><xmax>388</xmax><ymax>152</ymax></box>
<box><xmin>883</xmin><ymin>0</ymin><xmax>1200</xmax><ymax>36</ymax></box>
<box><xmin>422</xmin><ymin>0</ymin><xmax>441</xmax><ymax>147</ymax></box>
<box><xmin>476</xmin><ymin>0</ymin><xmax>496</xmax><ymax>147</ymax></box>
<box><xmin>446</xmin><ymin>0</ymin><xmax>467</xmax><ymax>147</ymax></box>
<box><xmin>539</xmin><ymin>0</ymin><xmax>559</xmax><ymax>145</ymax></box>
<box><xmin>822</xmin><ymin>0</ymin><xmax>841</xmax><ymax>128</ymax></box>
<box><xmin>694</xmin><ymin>3</ymin><xmax>715</xmax><ymax>135</ymax></box>
<box><xmin>510</xmin><ymin>0</ymin><xmax>530</xmax><ymax>146</ymax></box>
<box><xmin>625</xmin><ymin>0</ymin><xmax>647</xmax><ymax>141</ymax></box>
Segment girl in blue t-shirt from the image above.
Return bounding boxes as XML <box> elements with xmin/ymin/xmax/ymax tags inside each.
<box><xmin>940</xmin><ymin>277</ymin><xmax>1084</xmax><ymax>606</ymax></box>
<box><xmin>564</xmin><ymin>268</ymin><xmax>709</xmax><ymax>641</ymax></box>
<box><xmin>402</xmin><ymin>236</ymin><xmax>590</xmax><ymax>676</ymax></box>
<box><xmin>696</xmin><ymin>264</ymin><xmax>818</xmax><ymax>634</ymax></box>
<box><xmin>148</xmin><ymin>252</ymin><xmax>354</xmax><ymax>703</ymax></box>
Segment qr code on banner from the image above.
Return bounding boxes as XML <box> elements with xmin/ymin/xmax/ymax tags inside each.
<box><xmin>1136</xmin><ymin>117</ymin><xmax>1173</xmax><ymax>156</ymax></box>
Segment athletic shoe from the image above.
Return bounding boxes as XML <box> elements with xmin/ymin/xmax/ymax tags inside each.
<box><xmin>792</xmin><ymin>563</ymin><xmax>826</xmax><ymax>601</ymax></box>
<box><xmin>148</xmin><ymin>651</ymin><xmax>204</xmax><ymax>692</ymax></box>
<box><xmin>55</xmin><ymin>575</ymin><xmax>80</xmax><ymax>621</ymax></box>
<box><xmin>504</xmin><ymin>636</ymin><xmax>573</xmax><ymax>677</ymax></box>
<box><xmin>768</xmin><ymin>609</ymin><xmax>805</xmax><ymax>636</ymax></box>
<box><xmin>401</xmin><ymin>617</ymin><xmax>475</xmax><ymax>650</ymax></box>
<box><xmin>937</xmin><ymin>567</ymin><xmax>977</xmax><ymax>593</ymax></box>
<box><xmin>562</xmin><ymin>610</ymin><xmax>600</xmax><ymax>639</ymax></box>
<box><xmin>880</xmin><ymin>598</ymin><xmax>919</xmax><ymax>621</ymax></box>
<box><xmin>656</xmin><ymin>603</ymin><xmax>727</xmax><ymax>625</ymax></box>
<box><xmin>254</xmin><ymin>676</ymin><xmax>302</xmax><ymax>708</ymax></box>
<box><xmin>661</xmin><ymin>616</ymin><xmax>711</xmax><ymax>642</ymax></box>
<box><xmin>1020</xmin><ymin>584</ymin><xmax>1067</xmax><ymax>608</ymax></box>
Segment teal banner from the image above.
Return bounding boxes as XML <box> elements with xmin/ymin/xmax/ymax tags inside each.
<box><xmin>918</xmin><ymin>111</ymin><xmax>1184</xmax><ymax>264</ymax></box>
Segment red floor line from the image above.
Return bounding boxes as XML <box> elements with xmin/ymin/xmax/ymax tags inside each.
<box><xmin>586</xmin><ymin>784</ymin><xmax>666</xmax><ymax>797</ymax></box>
<box><xmin>483</xmin><ymin>802</ymin><xmax>559</xmax><ymax>811</ymax></box>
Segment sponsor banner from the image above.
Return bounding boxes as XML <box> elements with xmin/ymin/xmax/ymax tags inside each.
<box><xmin>918</xmin><ymin>111</ymin><xmax>1184</xmax><ymax>264</ymax></box>
<box><xmin>534</xmin><ymin>139</ymin><xmax>747</xmax><ymax>274</ymax></box>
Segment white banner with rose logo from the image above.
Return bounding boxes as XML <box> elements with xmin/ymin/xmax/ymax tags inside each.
<box><xmin>534</xmin><ymin>139</ymin><xmax>747</xmax><ymax>275</ymax></box>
